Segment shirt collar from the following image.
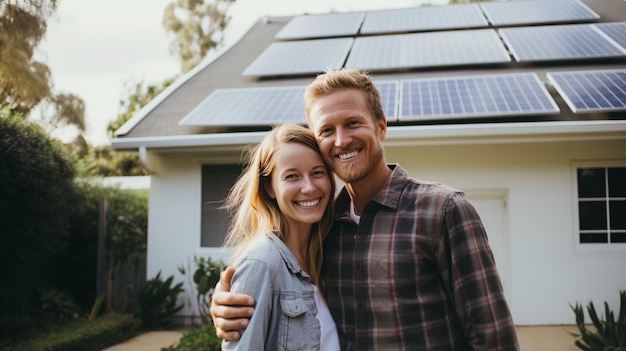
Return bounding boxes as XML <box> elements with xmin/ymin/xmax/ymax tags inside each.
<box><xmin>334</xmin><ymin>163</ymin><xmax>407</xmax><ymax>219</ymax></box>
<box><xmin>265</xmin><ymin>232</ymin><xmax>311</xmax><ymax>279</ymax></box>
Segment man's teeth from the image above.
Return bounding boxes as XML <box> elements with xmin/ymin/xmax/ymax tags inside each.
<box><xmin>298</xmin><ymin>199</ymin><xmax>320</xmax><ymax>207</ymax></box>
<box><xmin>338</xmin><ymin>150</ymin><xmax>359</xmax><ymax>160</ymax></box>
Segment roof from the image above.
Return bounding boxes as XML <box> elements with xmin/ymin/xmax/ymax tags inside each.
<box><xmin>112</xmin><ymin>0</ymin><xmax>626</xmax><ymax>151</ymax></box>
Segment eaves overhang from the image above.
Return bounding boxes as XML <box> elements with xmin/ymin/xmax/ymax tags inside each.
<box><xmin>111</xmin><ymin>120</ymin><xmax>626</xmax><ymax>152</ymax></box>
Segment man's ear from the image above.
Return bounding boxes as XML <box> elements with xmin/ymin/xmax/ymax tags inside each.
<box><xmin>378</xmin><ymin>116</ymin><xmax>387</xmax><ymax>140</ymax></box>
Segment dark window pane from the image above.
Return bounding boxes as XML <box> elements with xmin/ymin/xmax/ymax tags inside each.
<box><xmin>577</xmin><ymin>168</ymin><xmax>605</xmax><ymax>198</ymax></box>
<box><xmin>608</xmin><ymin>167</ymin><xmax>626</xmax><ymax>197</ymax></box>
<box><xmin>579</xmin><ymin>201</ymin><xmax>607</xmax><ymax>230</ymax></box>
<box><xmin>610</xmin><ymin>232</ymin><xmax>626</xmax><ymax>243</ymax></box>
<box><xmin>201</xmin><ymin>164</ymin><xmax>242</xmax><ymax>247</ymax></box>
<box><xmin>609</xmin><ymin>200</ymin><xmax>626</xmax><ymax>229</ymax></box>
<box><xmin>580</xmin><ymin>233</ymin><xmax>608</xmax><ymax>243</ymax></box>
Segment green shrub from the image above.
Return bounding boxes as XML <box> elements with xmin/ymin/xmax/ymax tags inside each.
<box><xmin>1</xmin><ymin>314</ymin><xmax>140</xmax><ymax>351</ymax></box>
<box><xmin>136</xmin><ymin>271</ymin><xmax>184</xmax><ymax>329</ymax></box>
<box><xmin>0</xmin><ymin>111</ymin><xmax>77</xmax><ymax>325</ymax></box>
<box><xmin>178</xmin><ymin>256</ymin><xmax>226</xmax><ymax>324</ymax></box>
<box><xmin>39</xmin><ymin>288</ymin><xmax>82</xmax><ymax>323</ymax></box>
<box><xmin>167</xmin><ymin>323</ymin><xmax>221</xmax><ymax>351</ymax></box>
<box><xmin>570</xmin><ymin>290</ymin><xmax>626</xmax><ymax>351</ymax></box>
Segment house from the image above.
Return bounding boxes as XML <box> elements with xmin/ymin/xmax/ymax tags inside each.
<box><xmin>112</xmin><ymin>0</ymin><xmax>626</xmax><ymax>325</ymax></box>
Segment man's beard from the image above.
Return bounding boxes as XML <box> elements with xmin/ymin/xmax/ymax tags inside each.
<box><xmin>331</xmin><ymin>144</ymin><xmax>384</xmax><ymax>184</ymax></box>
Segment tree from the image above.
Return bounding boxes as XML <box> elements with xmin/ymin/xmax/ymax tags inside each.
<box><xmin>0</xmin><ymin>0</ymin><xmax>56</xmax><ymax>113</ymax></box>
<box><xmin>0</xmin><ymin>0</ymin><xmax>86</xmax><ymax>138</ymax></box>
<box><xmin>163</xmin><ymin>0</ymin><xmax>236</xmax><ymax>73</ymax></box>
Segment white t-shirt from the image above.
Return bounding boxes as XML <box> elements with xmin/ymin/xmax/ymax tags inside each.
<box><xmin>313</xmin><ymin>285</ymin><xmax>341</xmax><ymax>351</ymax></box>
<box><xmin>350</xmin><ymin>200</ymin><xmax>361</xmax><ymax>224</ymax></box>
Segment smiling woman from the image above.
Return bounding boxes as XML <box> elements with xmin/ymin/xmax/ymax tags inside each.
<box><xmin>219</xmin><ymin>123</ymin><xmax>339</xmax><ymax>351</ymax></box>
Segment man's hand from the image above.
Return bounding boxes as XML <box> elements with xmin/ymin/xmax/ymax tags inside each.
<box><xmin>210</xmin><ymin>266</ymin><xmax>255</xmax><ymax>341</ymax></box>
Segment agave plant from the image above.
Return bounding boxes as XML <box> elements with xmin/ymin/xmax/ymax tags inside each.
<box><xmin>570</xmin><ymin>290</ymin><xmax>626</xmax><ymax>351</ymax></box>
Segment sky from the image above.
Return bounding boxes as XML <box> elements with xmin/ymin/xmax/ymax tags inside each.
<box><xmin>39</xmin><ymin>0</ymin><xmax>441</xmax><ymax>146</ymax></box>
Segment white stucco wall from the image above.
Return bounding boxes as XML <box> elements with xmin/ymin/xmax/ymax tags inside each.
<box><xmin>146</xmin><ymin>138</ymin><xmax>626</xmax><ymax>325</ymax></box>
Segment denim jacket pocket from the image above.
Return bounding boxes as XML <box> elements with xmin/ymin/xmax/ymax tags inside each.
<box><xmin>279</xmin><ymin>295</ymin><xmax>317</xmax><ymax>350</ymax></box>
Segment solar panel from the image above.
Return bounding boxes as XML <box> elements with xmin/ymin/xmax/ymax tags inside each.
<box><xmin>344</xmin><ymin>35</ymin><xmax>406</xmax><ymax>71</ymax></box>
<box><xmin>242</xmin><ymin>38</ymin><xmax>353</xmax><ymax>77</ymax></box>
<box><xmin>361</xmin><ymin>4</ymin><xmax>488</xmax><ymax>35</ymax></box>
<box><xmin>346</xmin><ymin>29</ymin><xmax>510</xmax><ymax>71</ymax></box>
<box><xmin>375</xmin><ymin>80</ymin><xmax>400</xmax><ymax>121</ymax></box>
<box><xmin>547</xmin><ymin>69</ymin><xmax>626</xmax><ymax>113</ymax></box>
<box><xmin>594</xmin><ymin>22</ymin><xmax>626</xmax><ymax>51</ymax></box>
<box><xmin>275</xmin><ymin>12</ymin><xmax>365</xmax><ymax>40</ymax></box>
<box><xmin>399</xmin><ymin>73</ymin><xmax>559</xmax><ymax>120</ymax></box>
<box><xmin>405</xmin><ymin>29</ymin><xmax>511</xmax><ymax>68</ymax></box>
<box><xmin>480</xmin><ymin>0</ymin><xmax>600</xmax><ymax>26</ymax></box>
<box><xmin>179</xmin><ymin>86</ymin><xmax>307</xmax><ymax>126</ymax></box>
<box><xmin>499</xmin><ymin>24</ymin><xmax>626</xmax><ymax>62</ymax></box>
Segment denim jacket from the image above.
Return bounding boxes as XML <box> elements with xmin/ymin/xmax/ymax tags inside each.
<box><xmin>222</xmin><ymin>232</ymin><xmax>321</xmax><ymax>351</ymax></box>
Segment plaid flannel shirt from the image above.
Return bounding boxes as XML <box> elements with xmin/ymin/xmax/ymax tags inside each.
<box><xmin>322</xmin><ymin>164</ymin><xmax>519</xmax><ymax>351</ymax></box>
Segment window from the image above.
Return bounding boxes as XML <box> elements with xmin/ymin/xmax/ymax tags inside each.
<box><xmin>200</xmin><ymin>164</ymin><xmax>242</xmax><ymax>247</ymax></box>
<box><xmin>576</xmin><ymin>165</ymin><xmax>626</xmax><ymax>246</ymax></box>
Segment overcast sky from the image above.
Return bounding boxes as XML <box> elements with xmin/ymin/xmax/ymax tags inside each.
<box><xmin>39</xmin><ymin>0</ymin><xmax>441</xmax><ymax>145</ymax></box>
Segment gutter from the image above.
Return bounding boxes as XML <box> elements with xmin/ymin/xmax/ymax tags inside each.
<box><xmin>111</xmin><ymin>120</ymin><xmax>626</xmax><ymax>151</ymax></box>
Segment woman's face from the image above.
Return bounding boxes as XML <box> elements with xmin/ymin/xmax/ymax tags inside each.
<box><xmin>266</xmin><ymin>142</ymin><xmax>332</xmax><ymax>234</ymax></box>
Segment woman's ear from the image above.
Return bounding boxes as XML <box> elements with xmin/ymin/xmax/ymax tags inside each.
<box><xmin>265</xmin><ymin>179</ymin><xmax>276</xmax><ymax>199</ymax></box>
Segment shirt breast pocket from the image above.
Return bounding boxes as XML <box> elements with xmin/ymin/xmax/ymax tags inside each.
<box><xmin>279</xmin><ymin>295</ymin><xmax>317</xmax><ymax>350</ymax></box>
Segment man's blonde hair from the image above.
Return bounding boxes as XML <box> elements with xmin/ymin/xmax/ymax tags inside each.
<box><xmin>304</xmin><ymin>68</ymin><xmax>385</xmax><ymax>127</ymax></box>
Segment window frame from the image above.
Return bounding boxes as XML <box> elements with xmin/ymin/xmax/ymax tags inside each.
<box><xmin>572</xmin><ymin>160</ymin><xmax>626</xmax><ymax>252</ymax></box>
<box><xmin>195</xmin><ymin>157</ymin><xmax>241</xmax><ymax>258</ymax></box>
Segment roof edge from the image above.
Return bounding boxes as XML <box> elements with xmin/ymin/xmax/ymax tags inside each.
<box><xmin>111</xmin><ymin>120</ymin><xmax>626</xmax><ymax>150</ymax></box>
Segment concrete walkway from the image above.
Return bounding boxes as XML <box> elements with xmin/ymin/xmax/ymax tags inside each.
<box><xmin>102</xmin><ymin>330</ymin><xmax>185</xmax><ymax>351</ymax></box>
<box><xmin>104</xmin><ymin>325</ymin><xmax>582</xmax><ymax>350</ymax></box>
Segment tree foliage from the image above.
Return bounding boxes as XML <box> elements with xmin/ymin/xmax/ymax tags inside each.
<box><xmin>0</xmin><ymin>0</ymin><xmax>56</xmax><ymax>113</ymax></box>
<box><xmin>163</xmin><ymin>0</ymin><xmax>236</xmax><ymax>73</ymax></box>
<box><xmin>0</xmin><ymin>0</ymin><xmax>85</xmax><ymax>137</ymax></box>
<box><xmin>75</xmin><ymin>145</ymin><xmax>150</xmax><ymax>177</ymax></box>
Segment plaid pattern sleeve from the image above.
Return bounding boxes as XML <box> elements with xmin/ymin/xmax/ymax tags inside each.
<box><xmin>322</xmin><ymin>164</ymin><xmax>519</xmax><ymax>351</ymax></box>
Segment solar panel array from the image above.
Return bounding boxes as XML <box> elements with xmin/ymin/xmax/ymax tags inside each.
<box><xmin>242</xmin><ymin>38</ymin><xmax>353</xmax><ymax>77</ymax></box>
<box><xmin>183</xmin><ymin>0</ymin><xmax>623</xmax><ymax>129</ymax></box>
<box><xmin>480</xmin><ymin>0</ymin><xmax>599</xmax><ymax>26</ymax></box>
<box><xmin>179</xmin><ymin>86</ymin><xmax>307</xmax><ymax>126</ymax></box>
<box><xmin>275</xmin><ymin>12</ymin><xmax>365</xmax><ymax>40</ymax></box>
<box><xmin>399</xmin><ymin>73</ymin><xmax>559</xmax><ymax>120</ymax></box>
<box><xmin>241</xmin><ymin>0</ymin><xmax>618</xmax><ymax>78</ymax></box>
<box><xmin>345</xmin><ymin>29</ymin><xmax>510</xmax><ymax>71</ymax></box>
<box><xmin>547</xmin><ymin>69</ymin><xmax>626</xmax><ymax>113</ymax></box>
<box><xmin>361</xmin><ymin>4</ymin><xmax>488</xmax><ymax>35</ymax></box>
<box><xmin>180</xmin><ymin>74</ymin><xmax>565</xmax><ymax>127</ymax></box>
<box><xmin>499</xmin><ymin>24</ymin><xmax>626</xmax><ymax>62</ymax></box>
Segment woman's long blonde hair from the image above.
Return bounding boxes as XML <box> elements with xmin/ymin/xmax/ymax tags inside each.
<box><xmin>222</xmin><ymin>123</ymin><xmax>335</xmax><ymax>286</ymax></box>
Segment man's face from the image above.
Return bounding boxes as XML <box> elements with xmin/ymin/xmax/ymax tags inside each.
<box><xmin>308</xmin><ymin>89</ymin><xmax>386</xmax><ymax>183</ymax></box>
